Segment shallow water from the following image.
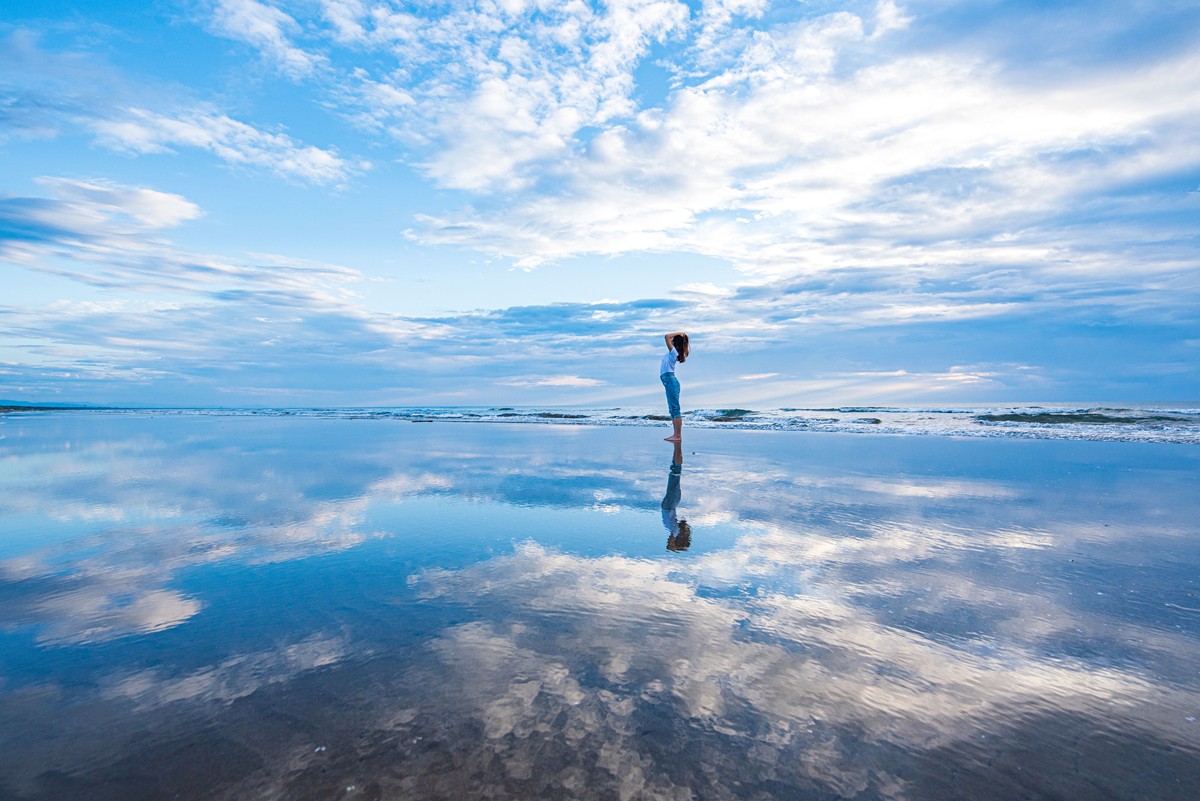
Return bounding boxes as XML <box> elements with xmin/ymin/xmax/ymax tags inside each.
<box><xmin>1</xmin><ymin>413</ymin><xmax>1198</xmax><ymax>800</ymax></box>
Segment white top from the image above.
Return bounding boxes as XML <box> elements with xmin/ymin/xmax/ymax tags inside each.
<box><xmin>660</xmin><ymin>348</ymin><xmax>678</xmax><ymax>376</ymax></box>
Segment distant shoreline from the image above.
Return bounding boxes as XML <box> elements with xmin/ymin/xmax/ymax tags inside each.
<box><xmin>1</xmin><ymin>405</ymin><xmax>115</xmax><ymax>413</ymax></box>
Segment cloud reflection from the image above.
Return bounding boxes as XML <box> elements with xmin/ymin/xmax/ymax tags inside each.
<box><xmin>31</xmin><ymin>586</ymin><xmax>201</xmax><ymax>646</ymax></box>
<box><xmin>104</xmin><ymin>632</ymin><xmax>350</xmax><ymax>710</ymax></box>
<box><xmin>409</xmin><ymin>536</ymin><xmax>1198</xmax><ymax>797</ymax></box>
<box><xmin>0</xmin><ymin>417</ymin><xmax>455</xmax><ymax>645</ymax></box>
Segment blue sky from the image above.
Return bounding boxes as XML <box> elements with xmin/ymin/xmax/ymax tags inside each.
<box><xmin>2</xmin><ymin>0</ymin><xmax>1198</xmax><ymax>407</ymax></box>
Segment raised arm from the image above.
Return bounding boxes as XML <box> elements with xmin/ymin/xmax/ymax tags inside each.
<box><xmin>664</xmin><ymin>331</ymin><xmax>687</xmax><ymax>350</ymax></box>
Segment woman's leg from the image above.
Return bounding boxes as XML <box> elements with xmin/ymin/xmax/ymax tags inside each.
<box><xmin>661</xmin><ymin>373</ymin><xmax>682</xmax><ymax>441</ymax></box>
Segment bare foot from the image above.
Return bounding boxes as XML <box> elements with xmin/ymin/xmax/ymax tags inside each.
<box><xmin>664</xmin><ymin>436</ymin><xmax>681</xmax><ymax>442</ymax></box>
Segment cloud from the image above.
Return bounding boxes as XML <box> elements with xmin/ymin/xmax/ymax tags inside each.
<box><xmin>0</xmin><ymin>178</ymin><xmax>361</xmax><ymax>294</ymax></box>
<box><xmin>0</xmin><ymin>30</ymin><xmax>357</xmax><ymax>184</ymax></box>
<box><xmin>207</xmin><ymin>0</ymin><xmax>325</xmax><ymax>78</ymax></box>
<box><xmin>30</xmin><ymin>177</ymin><xmax>202</xmax><ymax>229</ymax></box>
<box><xmin>0</xmin><ymin>178</ymin><xmax>441</xmax><ymax>403</ymax></box>
<box><xmin>300</xmin><ymin>0</ymin><xmax>693</xmax><ymax>191</ymax></box>
<box><xmin>409</xmin><ymin>19</ymin><xmax>1200</xmax><ymax>278</ymax></box>
<box><xmin>2</xmin><ymin>179</ymin><xmax>675</xmax><ymax>403</ymax></box>
<box><xmin>499</xmin><ymin>375</ymin><xmax>606</xmax><ymax>388</ymax></box>
<box><xmin>351</xmin><ymin>0</ymin><xmax>1199</xmax><ymax>350</ymax></box>
<box><xmin>92</xmin><ymin>107</ymin><xmax>358</xmax><ymax>184</ymax></box>
<box><xmin>14</xmin><ymin>4</ymin><xmax>1190</xmax><ymax>307</ymax></box>
<box><xmin>11</xmin><ymin>3</ymin><xmax>1196</xmax><ymax>282</ymax></box>
<box><xmin>701</xmin><ymin>366</ymin><xmax>1022</xmax><ymax>406</ymax></box>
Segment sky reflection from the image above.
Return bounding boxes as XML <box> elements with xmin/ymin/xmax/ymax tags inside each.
<box><xmin>0</xmin><ymin>414</ymin><xmax>1197</xmax><ymax>799</ymax></box>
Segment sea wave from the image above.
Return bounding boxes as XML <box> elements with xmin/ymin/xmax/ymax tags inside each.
<box><xmin>6</xmin><ymin>403</ymin><xmax>1200</xmax><ymax>444</ymax></box>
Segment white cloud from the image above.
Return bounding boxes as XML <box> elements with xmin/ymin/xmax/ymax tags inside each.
<box><xmin>208</xmin><ymin>0</ymin><xmax>324</xmax><ymax>77</ymax></box>
<box><xmin>716</xmin><ymin>366</ymin><xmax>1017</xmax><ymax>406</ymax></box>
<box><xmin>402</xmin><ymin>3</ymin><xmax>1200</xmax><ymax>295</ymax></box>
<box><xmin>313</xmin><ymin>0</ymin><xmax>691</xmax><ymax>191</ymax></box>
<box><xmin>33</xmin><ymin>177</ymin><xmax>202</xmax><ymax>229</ymax></box>
<box><xmin>92</xmin><ymin>107</ymin><xmax>357</xmax><ymax>184</ymax></box>
<box><xmin>0</xmin><ymin>179</ymin><xmax>446</xmax><ymax>402</ymax></box>
<box><xmin>318</xmin><ymin>0</ymin><xmax>370</xmax><ymax>43</ymax></box>
<box><xmin>871</xmin><ymin>0</ymin><xmax>911</xmax><ymax>38</ymax></box>
<box><xmin>500</xmin><ymin>375</ymin><xmax>606</xmax><ymax>387</ymax></box>
<box><xmin>2</xmin><ymin>177</ymin><xmax>367</xmax><ymax>299</ymax></box>
<box><xmin>0</xmin><ymin>30</ymin><xmax>361</xmax><ymax>184</ymax></box>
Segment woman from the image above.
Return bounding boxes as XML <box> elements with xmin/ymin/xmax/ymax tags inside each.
<box><xmin>660</xmin><ymin>331</ymin><xmax>689</xmax><ymax>442</ymax></box>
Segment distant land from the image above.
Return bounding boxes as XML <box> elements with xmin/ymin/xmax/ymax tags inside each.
<box><xmin>0</xmin><ymin>401</ymin><xmax>110</xmax><ymax>412</ymax></box>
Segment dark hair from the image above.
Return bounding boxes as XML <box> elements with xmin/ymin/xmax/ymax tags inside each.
<box><xmin>672</xmin><ymin>334</ymin><xmax>689</xmax><ymax>364</ymax></box>
<box><xmin>667</xmin><ymin>520</ymin><xmax>692</xmax><ymax>551</ymax></box>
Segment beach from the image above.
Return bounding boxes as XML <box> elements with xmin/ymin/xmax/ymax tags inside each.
<box><xmin>1</xmin><ymin>412</ymin><xmax>1198</xmax><ymax>800</ymax></box>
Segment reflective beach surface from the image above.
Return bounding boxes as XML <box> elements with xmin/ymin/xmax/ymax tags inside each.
<box><xmin>1</xmin><ymin>413</ymin><xmax>1198</xmax><ymax>800</ymax></box>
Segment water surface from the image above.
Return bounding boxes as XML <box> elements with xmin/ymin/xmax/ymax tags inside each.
<box><xmin>1</xmin><ymin>413</ymin><xmax>1198</xmax><ymax>800</ymax></box>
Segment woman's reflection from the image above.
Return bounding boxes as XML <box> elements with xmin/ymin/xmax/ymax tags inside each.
<box><xmin>661</xmin><ymin>441</ymin><xmax>691</xmax><ymax>552</ymax></box>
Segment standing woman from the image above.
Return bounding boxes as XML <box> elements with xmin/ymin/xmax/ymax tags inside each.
<box><xmin>660</xmin><ymin>331</ymin><xmax>689</xmax><ymax>442</ymax></box>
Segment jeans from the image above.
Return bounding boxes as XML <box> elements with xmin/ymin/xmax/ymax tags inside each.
<box><xmin>660</xmin><ymin>372</ymin><xmax>681</xmax><ymax>419</ymax></box>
